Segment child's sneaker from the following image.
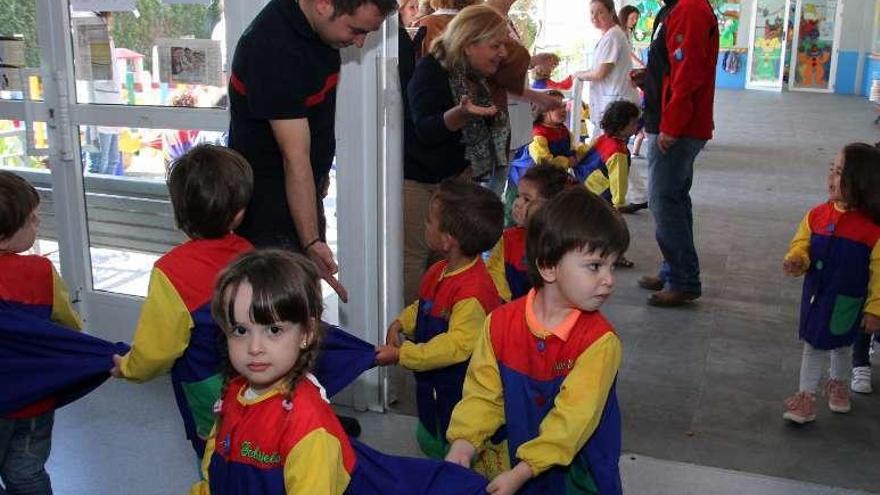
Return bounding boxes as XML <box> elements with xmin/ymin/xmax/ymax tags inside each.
<box><xmin>783</xmin><ymin>391</ymin><xmax>816</xmax><ymax>424</ymax></box>
<box><xmin>851</xmin><ymin>366</ymin><xmax>872</xmax><ymax>394</ymax></box>
<box><xmin>825</xmin><ymin>379</ymin><xmax>851</xmax><ymax>413</ymax></box>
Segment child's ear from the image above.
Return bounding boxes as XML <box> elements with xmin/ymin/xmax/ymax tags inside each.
<box><xmin>229</xmin><ymin>209</ymin><xmax>246</xmax><ymax>231</ymax></box>
<box><xmin>537</xmin><ymin>262</ymin><xmax>558</xmax><ymax>285</ymax></box>
<box><xmin>441</xmin><ymin>232</ymin><xmax>456</xmax><ymax>253</ymax></box>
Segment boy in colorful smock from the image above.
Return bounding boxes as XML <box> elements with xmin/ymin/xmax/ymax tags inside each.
<box><xmin>376</xmin><ymin>179</ymin><xmax>504</xmax><ymax>459</ymax></box>
<box><xmin>446</xmin><ymin>186</ymin><xmax>626</xmax><ymax>495</ymax></box>
<box><xmin>0</xmin><ymin>171</ymin><xmax>82</xmax><ymax>494</ymax></box>
<box><xmin>111</xmin><ymin>145</ymin><xmax>254</xmax><ymax>457</ymax></box>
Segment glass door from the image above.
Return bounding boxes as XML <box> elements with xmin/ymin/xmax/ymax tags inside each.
<box><xmin>746</xmin><ymin>0</ymin><xmax>792</xmax><ymax>90</ymax></box>
<box><xmin>788</xmin><ymin>0</ymin><xmax>844</xmax><ymax>92</ymax></box>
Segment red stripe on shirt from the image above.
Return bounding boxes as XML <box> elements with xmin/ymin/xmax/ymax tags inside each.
<box><xmin>230</xmin><ymin>72</ymin><xmax>247</xmax><ymax>96</ymax></box>
<box><xmin>305</xmin><ymin>73</ymin><xmax>340</xmax><ymax>107</ymax></box>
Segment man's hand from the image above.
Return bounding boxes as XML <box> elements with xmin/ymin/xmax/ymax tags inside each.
<box><xmin>110</xmin><ymin>353</ymin><xmax>125</xmax><ymax>378</ymax></box>
<box><xmin>863</xmin><ymin>313</ymin><xmax>880</xmax><ymax>333</ymax></box>
<box><xmin>445</xmin><ymin>439</ymin><xmax>476</xmax><ymax>468</ymax></box>
<box><xmin>657</xmin><ymin>132</ymin><xmax>678</xmax><ymax>154</ymax></box>
<box><xmin>375</xmin><ymin>345</ymin><xmax>401</xmax><ymax>366</ymax></box>
<box><xmin>486</xmin><ymin>462</ymin><xmax>533</xmax><ymax>495</ymax></box>
<box><xmin>306</xmin><ymin>241</ymin><xmax>349</xmax><ymax>303</ymax></box>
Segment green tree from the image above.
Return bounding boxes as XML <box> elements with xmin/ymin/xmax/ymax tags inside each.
<box><xmin>111</xmin><ymin>0</ymin><xmax>221</xmax><ymax>68</ymax></box>
<box><xmin>0</xmin><ymin>0</ymin><xmax>40</xmax><ymax>67</ymax></box>
<box><xmin>509</xmin><ymin>0</ymin><xmax>539</xmax><ymax>51</ymax></box>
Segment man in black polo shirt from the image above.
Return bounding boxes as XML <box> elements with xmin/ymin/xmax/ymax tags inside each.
<box><xmin>230</xmin><ymin>0</ymin><xmax>396</xmax><ymax>302</ymax></box>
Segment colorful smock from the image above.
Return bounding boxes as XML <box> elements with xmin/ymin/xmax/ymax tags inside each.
<box><xmin>786</xmin><ymin>202</ymin><xmax>880</xmax><ymax>350</ymax></box>
<box><xmin>487</xmin><ymin>226</ymin><xmax>529</xmax><ymax>302</ymax></box>
<box><xmin>448</xmin><ymin>291</ymin><xmax>623</xmax><ymax>494</ymax></box>
<box><xmin>572</xmin><ymin>134</ymin><xmax>630</xmax><ymax>208</ymax></box>
<box><xmin>397</xmin><ymin>258</ymin><xmax>501</xmax><ymax>458</ymax></box>
<box><xmin>118</xmin><ymin>234</ymin><xmax>253</xmax><ymax>456</ymax></box>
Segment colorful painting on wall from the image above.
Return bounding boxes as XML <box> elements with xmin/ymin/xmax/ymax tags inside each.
<box><xmin>791</xmin><ymin>0</ymin><xmax>839</xmax><ymax>89</ymax></box>
<box><xmin>628</xmin><ymin>0</ymin><xmax>740</xmax><ymax>49</ymax></box>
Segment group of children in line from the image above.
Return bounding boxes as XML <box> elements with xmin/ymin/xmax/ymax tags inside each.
<box><xmin>0</xmin><ymin>138</ymin><xmax>630</xmax><ymax>494</ymax></box>
<box><xmin>2</xmin><ymin>62</ymin><xmax>880</xmax><ymax>495</ymax></box>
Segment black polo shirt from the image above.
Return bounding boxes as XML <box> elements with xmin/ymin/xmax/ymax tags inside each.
<box><xmin>228</xmin><ymin>0</ymin><xmax>340</xmax><ymax>247</ymax></box>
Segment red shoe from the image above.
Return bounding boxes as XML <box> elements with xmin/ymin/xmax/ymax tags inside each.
<box><xmin>825</xmin><ymin>379</ymin><xmax>851</xmax><ymax>413</ymax></box>
<box><xmin>783</xmin><ymin>391</ymin><xmax>816</xmax><ymax>424</ymax></box>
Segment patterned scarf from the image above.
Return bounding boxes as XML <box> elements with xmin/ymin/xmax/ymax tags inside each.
<box><xmin>447</xmin><ymin>62</ymin><xmax>510</xmax><ymax>180</ymax></box>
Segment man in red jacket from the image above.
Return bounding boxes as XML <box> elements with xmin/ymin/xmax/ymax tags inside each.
<box><xmin>637</xmin><ymin>0</ymin><xmax>718</xmax><ymax>307</ymax></box>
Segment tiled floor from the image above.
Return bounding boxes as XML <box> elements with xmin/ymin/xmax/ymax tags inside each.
<box><xmin>43</xmin><ymin>90</ymin><xmax>880</xmax><ymax>494</ymax></box>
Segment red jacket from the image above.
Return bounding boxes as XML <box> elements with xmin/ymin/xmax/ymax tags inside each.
<box><xmin>644</xmin><ymin>0</ymin><xmax>718</xmax><ymax>140</ymax></box>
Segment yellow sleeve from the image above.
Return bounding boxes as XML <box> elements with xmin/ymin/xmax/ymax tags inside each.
<box><xmin>605</xmin><ymin>152</ymin><xmax>629</xmax><ymax>207</ymax></box>
<box><xmin>866</xmin><ymin>239</ymin><xmax>880</xmax><ymax>317</ymax></box>
<box><xmin>50</xmin><ymin>266</ymin><xmax>83</xmax><ymax>330</ymax></box>
<box><xmin>784</xmin><ymin>212</ymin><xmax>812</xmax><ymax>273</ymax></box>
<box><xmin>529</xmin><ymin>136</ymin><xmax>570</xmax><ymax>169</ymax></box>
<box><xmin>574</xmin><ymin>142</ymin><xmax>589</xmax><ymax>161</ymax></box>
<box><xmin>399</xmin><ymin>298</ymin><xmax>487</xmax><ymax>371</ymax></box>
<box><xmin>188</xmin><ymin>423</ymin><xmax>216</xmax><ymax>494</ymax></box>
<box><xmin>284</xmin><ymin>429</ymin><xmax>350</xmax><ymax>495</ymax></box>
<box><xmin>446</xmin><ymin>315</ymin><xmax>504</xmax><ymax>449</ymax></box>
<box><xmin>486</xmin><ymin>239</ymin><xmax>512</xmax><ymax>303</ymax></box>
<box><xmin>397</xmin><ymin>300</ymin><xmax>420</xmax><ymax>337</ymax></box>
<box><xmin>516</xmin><ymin>332</ymin><xmax>621</xmax><ymax>476</ymax></box>
<box><xmin>119</xmin><ymin>268</ymin><xmax>194</xmax><ymax>382</ymax></box>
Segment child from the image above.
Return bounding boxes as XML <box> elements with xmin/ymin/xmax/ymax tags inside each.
<box><xmin>573</xmin><ymin>100</ymin><xmax>640</xmax><ymax>268</ymax></box>
<box><xmin>190</xmin><ymin>250</ymin><xmax>355</xmax><ymax>495</ymax></box>
<box><xmin>376</xmin><ymin>179</ymin><xmax>503</xmax><ymax>459</ymax></box>
<box><xmin>488</xmin><ymin>165</ymin><xmax>572</xmax><ymax>302</ymax></box>
<box><xmin>530</xmin><ymin>53</ymin><xmax>574</xmax><ymax>91</ymax></box>
<box><xmin>0</xmin><ymin>171</ymin><xmax>82</xmax><ymax>494</ymax></box>
<box><xmin>782</xmin><ymin>143</ymin><xmax>880</xmax><ymax>424</ymax></box>
<box><xmin>506</xmin><ymin>90</ymin><xmax>586</xmax><ymax>224</ymax></box>
<box><xmin>573</xmin><ymin>100</ymin><xmax>640</xmax><ymax>211</ymax></box>
<box><xmin>111</xmin><ymin>144</ymin><xmax>254</xmax><ymax>457</ymax></box>
<box><xmin>446</xmin><ymin>186</ymin><xmax>626</xmax><ymax>495</ymax></box>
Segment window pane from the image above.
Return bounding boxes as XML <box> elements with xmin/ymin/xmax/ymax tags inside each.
<box><xmin>71</xmin><ymin>0</ymin><xmax>227</xmax><ymax>108</ymax></box>
<box><xmin>1</xmin><ymin>119</ymin><xmax>59</xmax><ymax>272</ymax></box>
<box><xmin>0</xmin><ymin>0</ymin><xmax>43</xmax><ymax>100</ymax></box>
<box><xmin>79</xmin><ymin>124</ymin><xmax>219</xmax><ymax>296</ymax></box>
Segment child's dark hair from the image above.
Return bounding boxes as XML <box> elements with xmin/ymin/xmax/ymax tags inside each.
<box><xmin>526</xmin><ymin>186</ymin><xmax>630</xmax><ymax>288</ymax></box>
<box><xmin>0</xmin><ymin>171</ymin><xmax>40</xmax><ymax>242</ymax></box>
<box><xmin>600</xmin><ymin>100</ymin><xmax>640</xmax><ymax>136</ymax></box>
<box><xmin>534</xmin><ymin>90</ymin><xmax>566</xmax><ymax>124</ymax></box>
<box><xmin>212</xmin><ymin>250</ymin><xmax>324</xmax><ymax>401</ymax></box>
<box><xmin>520</xmin><ymin>165</ymin><xmax>574</xmax><ymax>201</ymax></box>
<box><xmin>433</xmin><ymin>179</ymin><xmax>504</xmax><ymax>257</ymax></box>
<box><xmin>167</xmin><ymin>144</ymin><xmax>253</xmax><ymax>239</ymax></box>
<box><xmin>840</xmin><ymin>142</ymin><xmax>880</xmax><ymax>223</ymax></box>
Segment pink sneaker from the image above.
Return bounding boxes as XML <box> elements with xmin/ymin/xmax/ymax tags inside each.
<box><xmin>825</xmin><ymin>379</ymin><xmax>851</xmax><ymax>413</ymax></box>
<box><xmin>783</xmin><ymin>391</ymin><xmax>816</xmax><ymax>424</ymax></box>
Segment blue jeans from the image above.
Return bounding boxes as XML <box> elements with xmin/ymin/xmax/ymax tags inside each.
<box><xmin>0</xmin><ymin>412</ymin><xmax>54</xmax><ymax>495</ymax></box>
<box><xmin>646</xmin><ymin>134</ymin><xmax>706</xmax><ymax>295</ymax></box>
<box><xmin>87</xmin><ymin>132</ymin><xmax>120</xmax><ymax>175</ymax></box>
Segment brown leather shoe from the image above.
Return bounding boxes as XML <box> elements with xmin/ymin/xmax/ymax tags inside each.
<box><xmin>647</xmin><ymin>289</ymin><xmax>701</xmax><ymax>307</ymax></box>
<box><xmin>637</xmin><ymin>275</ymin><xmax>664</xmax><ymax>291</ymax></box>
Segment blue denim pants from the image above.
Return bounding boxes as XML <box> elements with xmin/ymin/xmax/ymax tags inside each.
<box><xmin>646</xmin><ymin>133</ymin><xmax>707</xmax><ymax>295</ymax></box>
<box><xmin>0</xmin><ymin>412</ymin><xmax>54</xmax><ymax>495</ymax></box>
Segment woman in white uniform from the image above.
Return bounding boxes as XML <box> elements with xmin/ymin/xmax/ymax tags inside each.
<box><xmin>575</xmin><ymin>0</ymin><xmax>639</xmax><ymax>135</ymax></box>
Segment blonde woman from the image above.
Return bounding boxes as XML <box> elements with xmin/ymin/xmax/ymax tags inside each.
<box><xmin>401</xmin><ymin>5</ymin><xmax>509</xmax><ymax>303</ymax></box>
